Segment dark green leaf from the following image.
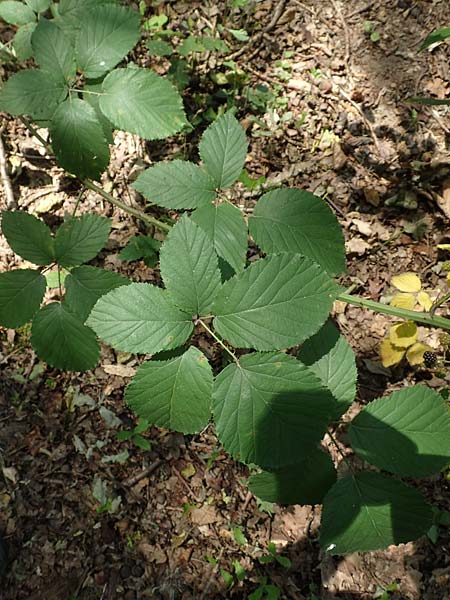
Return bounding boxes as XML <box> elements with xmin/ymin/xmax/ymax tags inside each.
<box><xmin>0</xmin><ymin>269</ymin><xmax>46</xmax><ymax>328</ymax></box>
<box><xmin>420</xmin><ymin>27</ymin><xmax>450</xmax><ymax>50</ymax></box>
<box><xmin>31</xmin><ymin>302</ymin><xmax>100</xmax><ymax>371</ymax></box>
<box><xmin>146</xmin><ymin>39</ymin><xmax>173</xmax><ymax>56</ymax></box>
<box><xmin>31</xmin><ymin>18</ymin><xmax>76</xmax><ymax>83</ymax></box>
<box><xmin>348</xmin><ymin>386</ymin><xmax>450</xmax><ymax>478</ymax></box>
<box><xmin>83</xmin><ymin>79</ymin><xmax>114</xmax><ymax>144</ymax></box>
<box><xmin>199</xmin><ymin>112</ymin><xmax>248</xmax><ymax>188</ymax></box>
<box><xmin>178</xmin><ymin>35</ymin><xmax>205</xmax><ymax>55</ymax></box>
<box><xmin>132</xmin><ymin>160</ymin><xmax>216</xmax><ymax>209</ymax></box>
<box><xmin>65</xmin><ymin>265</ymin><xmax>129</xmax><ymax>322</ymax></box>
<box><xmin>54</xmin><ymin>214</ymin><xmax>111</xmax><ymax>268</ymax></box>
<box><xmin>249</xmin><ymin>188</ymin><xmax>346</xmax><ymax>276</ymax></box>
<box><xmin>248</xmin><ymin>448</ymin><xmax>336</xmax><ymax>505</ymax></box>
<box><xmin>100</xmin><ymin>67</ymin><xmax>187</xmax><ymax>140</ymax></box>
<box><xmin>50</xmin><ymin>98</ymin><xmax>110</xmax><ymax>180</ymax></box>
<box><xmin>125</xmin><ymin>346</ymin><xmax>213</xmax><ymax>433</ymax></box>
<box><xmin>213</xmin><ymin>352</ymin><xmax>335</xmax><ymax>468</ymax></box>
<box><xmin>320</xmin><ymin>472</ymin><xmax>433</xmax><ymax>554</ymax></box>
<box><xmin>87</xmin><ymin>283</ymin><xmax>193</xmax><ymax>354</ymax></box>
<box><xmin>13</xmin><ymin>22</ymin><xmax>36</xmax><ymax>60</ymax></box>
<box><xmin>75</xmin><ymin>5</ymin><xmax>140</xmax><ymax>78</ymax></box>
<box><xmin>1</xmin><ymin>210</ymin><xmax>54</xmax><ymax>265</ymax></box>
<box><xmin>213</xmin><ymin>253</ymin><xmax>338</xmax><ymax>351</ymax></box>
<box><xmin>119</xmin><ymin>236</ymin><xmax>160</xmax><ymax>262</ymax></box>
<box><xmin>0</xmin><ymin>1</ymin><xmax>35</xmax><ymax>25</ymax></box>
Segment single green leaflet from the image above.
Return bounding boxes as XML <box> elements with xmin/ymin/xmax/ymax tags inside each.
<box><xmin>99</xmin><ymin>67</ymin><xmax>187</xmax><ymax>140</ymax></box>
<box><xmin>212</xmin><ymin>352</ymin><xmax>336</xmax><ymax>469</ymax></box>
<box><xmin>420</xmin><ymin>26</ymin><xmax>450</xmax><ymax>50</ymax></box>
<box><xmin>320</xmin><ymin>472</ymin><xmax>433</xmax><ymax>554</ymax></box>
<box><xmin>83</xmin><ymin>80</ymin><xmax>114</xmax><ymax>145</ymax></box>
<box><xmin>249</xmin><ymin>188</ymin><xmax>346</xmax><ymax>276</ymax></box>
<box><xmin>31</xmin><ymin>302</ymin><xmax>100</xmax><ymax>371</ymax></box>
<box><xmin>0</xmin><ymin>1</ymin><xmax>35</xmax><ymax>25</ymax></box>
<box><xmin>213</xmin><ymin>253</ymin><xmax>338</xmax><ymax>350</ymax></box>
<box><xmin>50</xmin><ymin>98</ymin><xmax>110</xmax><ymax>181</ymax></box>
<box><xmin>125</xmin><ymin>347</ymin><xmax>213</xmax><ymax>434</ymax></box>
<box><xmin>75</xmin><ymin>5</ymin><xmax>140</xmax><ymax>79</ymax></box>
<box><xmin>248</xmin><ymin>448</ymin><xmax>336</xmax><ymax>505</ymax></box>
<box><xmin>65</xmin><ymin>266</ymin><xmax>129</xmax><ymax>322</ymax></box>
<box><xmin>191</xmin><ymin>202</ymin><xmax>248</xmax><ymax>273</ymax></box>
<box><xmin>199</xmin><ymin>111</ymin><xmax>248</xmax><ymax>189</ymax></box>
<box><xmin>31</xmin><ymin>18</ymin><xmax>76</xmax><ymax>83</ymax></box>
<box><xmin>132</xmin><ymin>160</ymin><xmax>217</xmax><ymax>209</ymax></box>
<box><xmin>13</xmin><ymin>22</ymin><xmax>36</xmax><ymax>60</ymax></box>
<box><xmin>0</xmin><ymin>269</ymin><xmax>46</xmax><ymax>328</ymax></box>
<box><xmin>159</xmin><ymin>215</ymin><xmax>222</xmax><ymax>315</ymax></box>
<box><xmin>54</xmin><ymin>214</ymin><xmax>111</xmax><ymax>268</ymax></box>
<box><xmin>87</xmin><ymin>283</ymin><xmax>193</xmax><ymax>354</ymax></box>
<box><xmin>348</xmin><ymin>386</ymin><xmax>450</xmax><ymax>478</ymax></box>
<box><xmin>1</xmin><ymin>211</ymin><xmax>54</xmax><ymax>265</ymax></box>
<box><xmin>25</xmin><ymin>0</ymin><xmax>51</xmax><ymax>12</ymax></box>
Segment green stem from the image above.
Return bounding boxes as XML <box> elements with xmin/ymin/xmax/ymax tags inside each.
<box><xmin>71</xmin><ymin>187</ymin><xmax>85</xmax><ymax>217</ymax></box>
<box><xmin>198</xmin><ymin>319</ymin><xmax>239</xmax><ymax>364</ymax></box>
<box><xmin>20</xmin><ymin>117</ymin><xmax>51</xmax><ymax>151</ymax></box>
<box><xmin>327</xmin><ymin>429</ymin><xmax>353</xmax><ymax>471</ymax></box>
<box><xmin>338</xmin><ymin>292</ymin><xmax>450</xmax><ymax>331</ymax></box>
<box><xmin>430</xmin><ymin>291</ymin><xmax>450</xmax><ymax>317</ymax></box>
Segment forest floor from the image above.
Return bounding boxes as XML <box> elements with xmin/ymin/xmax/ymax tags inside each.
<box><xmin>1</xmin><ymin>0</ymin><xmax>450</xmax><ymax>598</ymax></box>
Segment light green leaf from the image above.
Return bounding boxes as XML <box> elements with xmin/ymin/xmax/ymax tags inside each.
<box><xmin>31</xmin><ymin>302</ymin><xmax>100</xmax><ymax>371</ymax></box>
<box><xmin>420</xmin><ymin>26</ymin><xmax>450</xmax><ymax>50</ymax></box>
<box><xmin>13</xmin><ymin>22</ymin><xmax>36</xmax><ymax>60</ymax></box>
<box><xmin>132</xmin><ymin>160</ymin><xmax>216</xmax><ymax>209</ymax></box>
<box><xmin>248</xmin><ymin>448</ymin><xmax>336</xmax><ymax>505</ymax></box>
<box><xmin>1</xmin><ymin>210</ymin><xmax>54</xmax><ymax>265</ymax></box>
<box><xmin>212</xmin><ymin>352</ymin><xmax>335</xmax><ymax>468</ymax></box>
<box><xmin>125</xmin><ymin>346</ymin><xmax>213</xmax><ymax>433</ymax></box>
<box><xmin>160</xmin><ymin>215</ymin><xmax>221</xmax><ymax>315</ymax></box>
<box><xmin>59</xmin><ymin>0</ymin><xmax>115</xmax><ymax>18</ymax></box>
<box><xmin>348</xmin><ymin>386</ymin><xmax>450</xmax><ymax>478</ymax></box>
<box><xmin>83</xmin><ymin>80</ymin><xmax>114</xmax><ymax>145</ymax></box>
<box><xmin>0</xmin><ymin>1</ymin><xmax>35</xmax><ymax>24</ymax></box>
<box><xmin>191</xmin><ymin>202</ymin><xmax>248</xmax><ymax>273</ymax></box>
<box><xmin>298</xmin><ymin>320</ymin><xmax>356</xmax><ymax>419</ymax></box>
<box><xmin>146</xmin><ymin>39</ymin><xmax>173</xmax><ymax>56</ymax></box>
<box><xmin>54</xmin><ymin>214</ymin><xmax>111</xmax><ymax>268</ymax></box>
<box><xmin>65</xmin><ymin>266</ymin><xmax>129</xmax><ymax>322</ymax></box>
<box><xmin>0</xmin><ymin>69</ymin><xmax>67</xmax><ymax>120</ymax></box>
<box><xmin>75</xmin><ymin>5</ymin><xmax>140</xmax><ymax>79</ymax></box>
<box><xmin>25</xmin><ymin>0</ymin><xmax>51</xmax><ymax>12</ymax></box>
<box><xmin>320</xmin><ymin>472</ymin><xmax>433</xmax><ymax>554</ymax></box>
<box><xmin>249</xmin><ymin>188</ymin><xmax>346</xmax><ymax>276</ymax></box>
<box><xmin>99</xmin><ymin>67</ymin><xmax>186</xmax><ymax>140</ymax></box>
<box><xmin>50</xmin><ymin>98</ymin><xmax>110</xmax><ymax>180</ymax></box>
<box><xmin>0</xmin><ymin>269</ymin><xmax>46</xmax><ymax>328</ymax></box>
<box><xmin>199</xmin><ymin>112</ymin><xmax>248</xmax><ymax>188</ymax></box>
<box><xmin>213</xmin><ymin>253</ymin><xmax>338</xmax><ymax>351</ymax></box>
<box><xmin>31</xmin><ymin>19</ymin><xmax>76</xmax><ymax>83</ymax></box>
<box><xmin>87</xmin><ymin>283</ymin><xmax>193</xmax><ymax>354</ymax></box>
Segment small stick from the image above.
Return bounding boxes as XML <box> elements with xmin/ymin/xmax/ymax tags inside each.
<box><xmin>122</xmin><ymin>458</ymin><xmax>163</xmax><ymax>487</ymax></box>
<box><xmin>0</xmin><ymin>126</ymin><xmax>16</xmax><ymax>209</ymax></box>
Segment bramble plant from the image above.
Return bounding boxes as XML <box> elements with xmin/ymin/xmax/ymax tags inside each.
<box><xmin>1</xmin><ymin>10</ymin><xmax>450</xmax><ymax>558</ymax></box>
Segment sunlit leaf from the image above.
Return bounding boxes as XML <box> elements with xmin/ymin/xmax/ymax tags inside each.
<box><xmin>389</xmin><ymin>321</ymin><xmax>418</xmax><ymax>348</ymax></box>
<box><xmin>389</xmin><ymin>293</ymin><xmax>415</xmax><ymax>310</ymax></box>
<box><xmin>380</xmin><ymin>338</ymin><xmax>404</xmax><ymax>368</ymax></box>
<box><xmin>391</xmin><ymin>272</ymin><xmax>421</xmax><ymax>293</ymax></box>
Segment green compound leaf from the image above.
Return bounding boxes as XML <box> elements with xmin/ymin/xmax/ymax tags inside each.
<box><xmin>75</xmin><ymin>4</ymin><xmax>140</xmax><ymax>79</ymax></box>
<box><xmin>54</xmin><ymin>214</ymin><xmax>111</xmax><ymax>268</ymax></box>
<box><xmin>87</xmin><ymin>283</ymin><xmax>193</xmax><ymax>354</ymax></box>
<box><xmin>65</xmin><ymin>266</ymin><xmax>129</xmax><ymax>322</ymax></box>
<box><xmin>0</xmin><ymin>1</ymin><xmax>35</xmax><ymax>25</ymax></box>
<box><xmin>248</xmin><ymin>448</ymin><xmax>336</xmax><ymax>505</ymax></box>
<box><xmin>125</xmin><ymin>346</ymin><xmax>213</xmax><ymax>434</ymax></box>
<box><xmin>25</xmin><ymin>0</ymin><xmax>51</xmax><ymax>11</ymax></box>
<box><xmin>348</xmin><ymin>386</ymin><xmax>450</xmax><ymax>478</ymax></box>
<box><xmin>31</xmin><ymin>19</ymin><xmax>76</xmax><ymax>83</ymax></box>
<box><xmin>132</xmin><ymin>160</ymin><xmax>216</xmax><ymax>209</ymax></box>
<box><xmin>213</xmin><ymin>253</ymin><xmax>338</xmax><ymax>351</ymax></box>
<box><xmin>13</xmin><ymin>22</ymin><xmax>36</xmax><ymax>60</ymax></box>
<box><xmin>298</xmin><ymin>320</ymin><xmax>357</xmax><ymax>419</ymax></box>
<box><xmin>31</xmin><ymin>302</ymin><xmax>100</xmax><ymax>371</ymax></box>
<box><xmin>0</xmin><ymin>70</ymin><xmax>67</xmax><ymax>120</ymax></box>
<box><xmin>191</xmin><ymin>202</ymin><xmax>248</xmax><ymax>273</ymax></box>
<box><xmin>160</xmin><ymin>215</ymin><xmax>221</xmax><ymax>316</ymax></box>
<box><xmin>320</xmin><ymin>472</ymin><xmax>433</xmax><ymax>555</ymax></box>
<box><xmin>199</xmin><ymin>112</ymin><xmax>248</xmax><ymax>189</ymax></box>
<box><xmin>0</xmin><ymin>269</ymin><xmax>46</xmax><ymax>328</ymax></box>
<box><xmin>212</xmin><ymin>352</ymin><xmax>336</xmax><ymax>469</ymax></box>
<box><xmin>50</xmin><ymin>98</ymin><xmax>110</xmax><ymax>181</ymax></box>
<box><xmin>99</xmin><ymin>67</ymin><xmax>187</xmax><ymax>140</ymax></box>
<box><xmin>1</xmin><ymin>211</ymin><xmax>54</xmax><ymax>265</ymax></box>
<box><xmin>249</xmin><ymin>188</ymin><xmax>346</xmax><ymax>276</ymax></box>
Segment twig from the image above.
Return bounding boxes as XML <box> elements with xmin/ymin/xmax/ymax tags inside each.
<box><xmin>330</xmin><ymin>0</ymin><xmax>353</xmax><ymax>88</ymax></box>
<box><xmin>0</xmin><ymin>126</ymin><xmax>16</xmax><ymax>209</ymax></box>
<box><xmin>122</xmin><ymin>458</ymin><xmax>163</xmax><ymax>487</ymax></box>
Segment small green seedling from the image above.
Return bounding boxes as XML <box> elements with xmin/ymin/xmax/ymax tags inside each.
<box><xmin>117</xmin><ymin>419</ymin><xmax>151</xmax><ymax>450</ymax></box>
<box><xmin>259</xmin><ymin>542</ymin><xmax>291</xmax><ymax>569</ymax></box>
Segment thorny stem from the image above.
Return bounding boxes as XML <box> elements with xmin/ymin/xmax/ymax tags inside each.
<box><xmin>197</xmin><ymin>319</ymin><xmax>240</xmax><ymax>364</ymax></box>
<box><xmin>430</xmin><ymin>291</ymin><xmax>450</xmax><ymax>318</ymax></box>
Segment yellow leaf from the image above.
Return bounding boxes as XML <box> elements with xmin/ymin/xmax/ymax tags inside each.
<box><xmin>391</xmin><ymin>272</ymin><xmax>421</xmax><ymax>293</ymax></box>
<box><xmin>181</xmin><ymin>463</ymin><xmax>196</xmax><ymax>479</ymax></box>
<box><xmin>380</xmin><ymin>339</ymin><xmax>405</xmax><ymax>367</ymax></box>
<box><xmin>406</xmin><ymin>342</ymin><xmax>434</xmax><ymax>366</ymax></box>
<box><xmin>417</xmin><ymin>291</ymin><xmax>433</xmax><ymax>311</ymax></box>
<box><xmin>389</xmin><ymin>321</ymin><xmax>418</xmax><ymax>348</ymax></box>
<box><xmin>447</xmin><ymin>272</ymin><xmax>450</xmax><ymax>288</ymax></box>
<box><xmin>389</xmin><ymin>293</ymin><xmax>415</xmax><ymax>310</ymax></box>
<box><xmin>437</xmin><ymin>244</ymin><xmax>450</xmax><ymax>250</ymax></box>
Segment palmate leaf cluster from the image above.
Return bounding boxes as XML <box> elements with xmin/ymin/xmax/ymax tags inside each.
<box><xmin>0</xmin><ymin>0</ymin><xmax>186</xmax><ymax>180</ymax></box>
